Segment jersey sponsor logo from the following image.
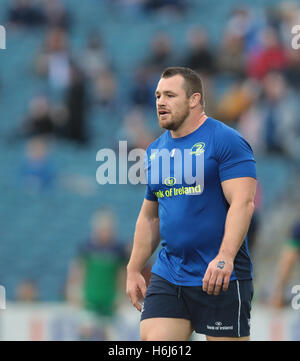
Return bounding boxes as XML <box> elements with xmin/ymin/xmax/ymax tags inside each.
<box><xmin>154</xmin><ymin>184</ymin><xmax>202</xmax><ymax>199</ymax></box>
<box><xmin>190</xmin><ymin>142</ymin><xmax>205</xmax><ymax>156</ymax></box>
<box><xmin>164</xmin><ymin>177</ymin><xmax>176</xmax><ymax>187</ymax></box>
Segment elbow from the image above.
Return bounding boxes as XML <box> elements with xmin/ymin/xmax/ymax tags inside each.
<box><xmin>231</xmin><ymin>199</ymin><xmax>255</xmax><ymax>217</ymax></box>
<box><xmin>242</xmin><ymin>199</ymin><xmax>255</xmax><ymax>218</ymax></box>
<box><xmin>248</xmin><ymin>201</ymin><xmax>255</xmax><ymax>218</ymax></box>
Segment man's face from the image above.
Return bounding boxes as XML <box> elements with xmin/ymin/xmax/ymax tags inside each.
<box><xmin>155</xmin><ymin>75</ymin><xmax>190</xmax><ymax>131</ymax></box>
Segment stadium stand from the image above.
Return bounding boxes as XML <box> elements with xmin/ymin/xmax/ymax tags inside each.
<box><xmin>0</xmin><ymin>0</ymin><xmax>299</xmax><ymax>309</ymax></box>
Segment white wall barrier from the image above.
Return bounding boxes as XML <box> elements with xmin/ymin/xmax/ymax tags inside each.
<box><xmin>0</xmin><ymin>302</ymin><xmax>299</xmax><ymax>341</ymax></box>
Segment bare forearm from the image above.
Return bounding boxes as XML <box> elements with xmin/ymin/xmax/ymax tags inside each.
<box><xmin>203</xmin><ymin>178</ymin><xmax>256</xmax><ymax>295</ymax></box>
<box><xmin>127</xmin><ymin>215</ymin><xmax>160</xmax><ymax>273</ymax></box>
<box><xmin>275</xmin><ymin>248</ymin><xmax>299</xmax><ymax>291</ymax></box>
<box><xmin>218</xmin><ymin>201</ymin><xmax>255</xmax><ymax>260</ymax></box>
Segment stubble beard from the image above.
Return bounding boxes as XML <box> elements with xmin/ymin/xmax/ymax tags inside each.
<box><xmin>158</xmin><ymin>104</ymin><xmax>190</xmax><ymax>131</ymax></box>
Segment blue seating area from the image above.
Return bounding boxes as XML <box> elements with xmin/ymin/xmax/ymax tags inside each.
<box><xmin>0</xmin><ymin>0</ymin><xmax>295</xmax><ymax>300</ymax></box>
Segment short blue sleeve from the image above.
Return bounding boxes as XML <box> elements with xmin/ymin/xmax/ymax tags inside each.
<box><xmin>144</xmin><ymin>149</ymin><xmax>158</xmax><ymax>202</ymax></box>
<box><xmin>214</xmin><ymin>124</ymin><xmax>256</xmax><ymax>182</ymax></box>
<box><xmin>145</xmin><ymin>184</ymin><xmax>158</xmax><ymax>201</ymax></box>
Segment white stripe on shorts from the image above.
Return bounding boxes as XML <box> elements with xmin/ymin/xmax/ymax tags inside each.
<box><xmin>236</xmin><ymin>280</ymin><xmax>241</xmax><ymax>337</ymax></box>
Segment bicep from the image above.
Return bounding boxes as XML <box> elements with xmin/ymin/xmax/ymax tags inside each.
<box><xmin>221</xmin><ymin>177</ymin><xmax>257</xmax><ymax>205</ymax></box>
<box><xmin>138</xmin><ymin>198</ymin><xmax>159</xmax><ymax>221</ymax></box>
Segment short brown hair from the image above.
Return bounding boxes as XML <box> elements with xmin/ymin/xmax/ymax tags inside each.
<box><xmin>161</xmin><ymin>67</ymin><xmax>204</xmax><ymax>107</ymax></box>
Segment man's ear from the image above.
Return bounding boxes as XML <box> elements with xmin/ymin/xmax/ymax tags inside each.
<box><xmin>189</xmin><ymin>93</ymin><xmax>201</xmax><ymax>108</ymax></box>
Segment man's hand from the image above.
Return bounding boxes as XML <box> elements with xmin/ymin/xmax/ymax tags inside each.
<box><xmin>202</xmin><ymin>255</ymin><xmax>234</xmax><ymax>295</ymax></box>
<box><xmin>126</xmin><ymin>270</ymin><xmax>147</xmax><ymax>312</ymax></box>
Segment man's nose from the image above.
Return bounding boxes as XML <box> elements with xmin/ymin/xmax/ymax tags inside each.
<box><xmin>157</xmin><ymin>96</ymin><xmax>166</xmax><ymax>106</ymax></box>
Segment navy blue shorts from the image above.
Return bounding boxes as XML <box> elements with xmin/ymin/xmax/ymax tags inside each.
<box><xmin>140</xmin><ymin>273</ymin><xmax>254</xmax><ymax>338</ymax></box>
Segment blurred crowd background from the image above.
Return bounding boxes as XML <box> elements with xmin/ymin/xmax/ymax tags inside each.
<box><xmin>0</xmin><ymin>0</ymin><xmax>300</xmax><ymax>341</ymax></box>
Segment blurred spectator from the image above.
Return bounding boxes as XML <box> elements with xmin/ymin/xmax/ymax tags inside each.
<box><xmin>80</xmin><ymin>32</ymin><xmax>111</xmax><ymax>80</ymax></box>
<box><xmin>15</xmin><ymin>279</ymin><xmax>39</xmax><ymax>302</ymax></box>
<box><xmin>183</xmin><ymin>27</ymin><xmax>216</xmax><ymax>76</ymax></box>
<box><xmin>216</xmin><ymin>79</ymin><xmax>257</xmax><ymax>125</ymax></box>
<box><xmin>63</xmin><ymin>63</ymin><xmax>88</xmax><ymax>144</ymax></box>
<box><xmin>7</xmin><ymin>0</ymin><xmax>46</xmax><ymax>29</ymax></box>
<box><xmin>265</xmin><ymin>6</ymin><xmax>282</xmax><ymax>32</ymax></box>
<box><xmin>225</xmin><ymin>5</ymin><xmax>263</xmax><ymax>55</ymax></box>
<box><xmin>130</xmin><ymin>66</ymin><xmax>157</xmax><ymax>109</ymax></box>
<box><xmin>133</xmin><ymin>32</ymin><xmax>176</xmax><ymax>107</ymax></box>
<box><xmin>226</xmin><ymin>6</ymin><xmax>252</xmax><ymax>39</ymax></box>
<box><xmin>285</xmin><ymin>49</ymin><xmax>300</xmax><ymax>91</ymax></box>
<box><xmin>35</xmin><ymin>28</ymin><xmax>89</xmax><ymax>144</ymax></box>
<box><xmin>43</xmin><ymin>0</ymin><xmax>71</xmax><ymax>30</ymax></box>
<box><xmin>238</xmin><ymin>71</ymin><xmax>300</xmax><ymax>159</ymax></box>
<box><xmin>277</xmin><ymin>1</ymin><xmax>300</xmax><ymax>48</ymax></box>
<box><xmin>217</xmin><ymin>31</ymin><xmax>246</xmax><ymax>78</ymax></box>
<box><xmin>143</xmin><ymin>32</ymin><xmax>175</xmax><ymax>75</ymax></box>
<box><xmin>19</xmin><ymin>95</ymin><xmax>56</xmax><ymax>138</ymax></box>
<box><xmin>109</xmin><ymin>0</ymin><xmax>146</xmax><ymax>17</ymax></box>
<box><xmin>20</xmin><ymin>137</ymin><xmax>56</xmax><ymax>191</ymax></box>
<box><xmin>117</xmin><ymin>107</ymin><xmax>155</xmax><ymax>151</ymax></box>
<box><xmin>144</xmin><ymin>0</ymin><xmax>188</xmax><ymax>16</ymax></box>
<box><xmin>201</xmin><ymin>75</ymin><xmax>218</xmax><ymax>118</ymax></box>
<box><xmin>93</xmin><ymin>69</ymin><xmax>118</xmax><ymax>109</ymax></box>
<box><xmin>269</xmin><ymin>220</ymin><xmax>300</xmax><ymax>308</ymax></box>
<box><xmin>35</xmin><ymin>27</ymin><xmax>71</xmax><ymax>93</ymax></box>
<box><xmin>66</xmin><ymin>208</ymin><xmax>128</xmax><ymax>339</ymax></box>
<box><xmin>247</xmin><ymin>27</ymin><xmax>287</xmax><ymax>80</ymax></box>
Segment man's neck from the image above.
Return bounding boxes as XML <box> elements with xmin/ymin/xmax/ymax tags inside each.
<box><xmin>170</xmin><ymin>111</ymin><xmax>208</xmax><ymax>138</ymax></box>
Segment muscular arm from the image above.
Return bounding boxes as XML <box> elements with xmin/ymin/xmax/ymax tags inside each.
<box><xmin>218</xmin><ymin>177</ymin><xmax>257</xmax><ymax>260</ymax></box>
<box><xmin>126</xmin><ymin>199</ymin><xmax>160</xmax><ymax>311</ymax></box>
<box><xmin>127</xmin><ymin>199</ymin><xmax>160</xmax><ymax>272</ymax></box>
<box><xmin>202</xmin><ymin>177</ymin><xmax>257</xmax><ymax>295</ymax></box>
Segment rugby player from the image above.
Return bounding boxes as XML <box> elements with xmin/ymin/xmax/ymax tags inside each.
<box><xmin>126</xmin><ymin>67</ymin><xmax>257</xmax><ymax>341</ymax></box>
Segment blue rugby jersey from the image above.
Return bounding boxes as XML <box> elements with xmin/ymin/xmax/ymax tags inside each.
<box><xmin>144</xmin><ymin>117</ymin><xmax>256</xmax><ymax>286</ymax></box>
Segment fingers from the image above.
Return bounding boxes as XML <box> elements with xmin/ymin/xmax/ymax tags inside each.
<box><xmin>202</xmin><ymin>260</ymin><xmax>233</xmax><ymax>295</ymax></box>
<box><xmin>202</xmin><ymin>269</ymin><xmax>211</xmax><ymax>293</ymax></box>
<box><xmin>132</xmin><ymin>297</ymin><xmax>142</xmax><ymax>312</ymax></box>
<box><xmin>137</xmin><ymin>277</ymin><xmax>147</xmax><ymax>300</ymax></box>
<box><xmin>126</xmin><ymin>278</ymin><xmax>147</xmax><ymax>312</ymax></box>
<box><xmin>203</xmin><ymin>272</ymin><xmax>221</xmax><ymax>295</ymax></box>
<box><xmin>127</xmin><ymin>289</ymin><xmax>142</xmax><ymax>311</ymax></box>
<box><xmin>222</xmin><ymin>274</ymin><xmax>230</xmax><ymax>292</ymax></box>
<box><xmin>203</xmin><ymin>273</ymin><xmax>223</xmax><ymax>295</ymax></box>
<box><xmin>127</xmin><ymin>286</ymin><xmax>142</xmax><ymax>311</ymax></box>
<box><xmin>207</xmin><ymin>274</ymin><xmax>217</xmax><ymax>295</ymax></box>
<box><xmin>140</xmin><ymin>282</ymin><xmax>147</xmax><ymax>299</ymax></box>
<box><xmin>213</xmin><ymin>274</ymin><xmax>224</xmax><ymax>296</ymax></box>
